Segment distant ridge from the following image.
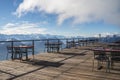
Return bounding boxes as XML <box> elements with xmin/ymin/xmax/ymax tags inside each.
<box><xmin>0</xmin><ymin>34</ymin><xmax>65</xmax><ymax>41</ymax></box>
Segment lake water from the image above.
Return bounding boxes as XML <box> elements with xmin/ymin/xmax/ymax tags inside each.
<box><xmin>0</xmin><ymin>41</ymin><xmax>66</xmax><ymax>61</ymax></box>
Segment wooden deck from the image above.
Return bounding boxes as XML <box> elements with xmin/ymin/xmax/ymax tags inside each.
<box><xmin>0</xmin><ymin>48</ymin><xmax>120</xmax><ymax>80</ymax></box>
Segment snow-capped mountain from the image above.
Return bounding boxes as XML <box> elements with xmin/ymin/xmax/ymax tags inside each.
<box><xmin>0</xmin><ymin>33</ymin><xmax>120</xmax><ymax>61</ymax></box>
<box><xmin>0</xmin><ymin>34</ymin><xmax>66</xmax><ymax>60</ymax></box>
<box><xmin>0</xmin><ymin>34</ymin><xmax>65</xmax><ymax>41</ymax></box>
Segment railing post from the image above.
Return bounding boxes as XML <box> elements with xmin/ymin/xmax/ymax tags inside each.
<box><xmin>11</xmin><ymin>41</ymin><xmax>14</xmax><ymax>60</ymax></box>
<box><xmin>32</xmin><ymin>40</ymin><xmax>34</xmax><ymax>59</ymax></box>
<box><xmin>58</xmin><ymin>39</ymin><xmax>60</xmax><ymax>52</ymax></box>
<box><xmin>73</xmin><ymin>38</ymin><xmax>75</xmax><ymax>47</ymax></box>
<box><xmin>66</xmin><ymin>39</ymin><xmax>68</xmax><ymax>48</ymax></box>
<box><xmin>46</xmin><ymin>39</ymin><xmax>49</xmax><ymax>53</ymax></box>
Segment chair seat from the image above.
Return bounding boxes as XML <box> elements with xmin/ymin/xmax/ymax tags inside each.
<box><xmin>95</xmin><ymin>56</ymin><xmax>109</xmax><ymax>61</ymax></box>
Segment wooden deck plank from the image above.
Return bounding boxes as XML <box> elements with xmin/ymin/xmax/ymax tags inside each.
<box><xmin>0</xmin><ymin>48</ymin><xmax>120</xmax><ymax>80</ymax></box>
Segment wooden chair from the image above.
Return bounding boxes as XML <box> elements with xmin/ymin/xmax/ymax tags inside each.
<box><xmin>6</xmin><ymin>46</ymin><xmax>13</xmax><ymax>59</ymax></box>
<box><xmin>13</xmin><ymin>47</ymin><xmax>22</xmax><ymax>60</ymax></box>
<box><xmin>92</xmin><ymin>50</ymin><xmax>110</xmax><ymax>72</ymax></box>
<box><xmin>110</xmin><ymin>51</ymin><xmax>120</xmax><ymax>70</ymax></box>
<box><xmin>20</xmin><ymin>47</ymin><xmax>28</xmax><ymax>60</ymax></box>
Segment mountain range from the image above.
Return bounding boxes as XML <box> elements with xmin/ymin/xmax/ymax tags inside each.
<box><xmin>0</xmin><ymin>33</ymin><xmax>120</xmax><ymax>60</ymax></box>
<box><xmin>0</xmin><ymin>34</ymin><xmax>66</xmax><ymax>41</ymax></box>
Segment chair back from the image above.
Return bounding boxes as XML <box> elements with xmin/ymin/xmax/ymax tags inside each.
<box><xmin>7</xmin><ymin>46</ymin><xmax>13</xmax><ymax>53</ymax></box>
<box><xmin>94</xmin><ymin>46</ymin><xmax>105</xmax><ymax>57</ymax></box>
<box><xmin>94</xmin><ymin>50</ymin><xmax>106</xmax><ymax>58</ymax></box>
<box><xmin>111</xmin><ymin>46</ymin><xmax>120</xmax><ymax>57</ymax></box>
<box><xmin>21</xmin><ymin>48</ymin><xmax>27</xmax><ymax>53</ymax></box>
<box><xmin>110</xmin><ymin>48</ymin><xmax>120</xmax><ymax>61</ymax></box>
<box><xmin>14</xmin><ymin>47</ymin><xmax>21</xmax><ymax>53</ymax></box>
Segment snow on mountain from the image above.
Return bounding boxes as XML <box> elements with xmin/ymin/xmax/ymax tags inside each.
<box><xmin>0</xmin><ymin>34</ymin><xmax>65</xmax><ymax>41</ymax></box>
<box><xmin>0</xmin><ymin>33</ymin><xmax>120</xmax><ymax>60</ymax></box>
<box><xmin>0</xmin><ymin>34</ymin><xmax>65</xmax><ymax>60</ymax></box>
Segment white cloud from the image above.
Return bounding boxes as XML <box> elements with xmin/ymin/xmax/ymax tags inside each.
<box><xmin>0</xmin><ymin>22</ymin><xmax>47</xmax><ymax>34</ymax></box>
<box><xmin>14</xmin><ymin>0</ymin><xmax>120</xmax><ymax>26</ymax></box>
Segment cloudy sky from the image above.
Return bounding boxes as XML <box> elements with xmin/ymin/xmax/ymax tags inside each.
<box><xmin>0</xmin><ymin>0</ymin><xmax>120</xmax><ymax>37</ymax></box>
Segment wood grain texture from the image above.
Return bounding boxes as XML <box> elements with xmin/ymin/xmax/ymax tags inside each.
<box><xmin>0</xmin><ymin>48</ymin><xmax>120</xmax><ymax>80</ymax></box>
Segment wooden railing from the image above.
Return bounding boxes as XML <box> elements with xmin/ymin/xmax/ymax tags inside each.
<box><xmin>0</xmin><ymin>38</ymin><xmax>99</xmax><ymax>60</ymax></box>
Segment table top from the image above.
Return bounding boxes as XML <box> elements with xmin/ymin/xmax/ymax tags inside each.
<box><xmin>13</xmin><ymin>45</ymin><xmax>34</xmax><ymax>48</ymax></box>
<box><xmin>93</xmin><ymin>48</ymin><xmax>120</xmax><ymax>52</ymax></box>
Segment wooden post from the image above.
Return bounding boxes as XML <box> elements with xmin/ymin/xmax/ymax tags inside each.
<box><xmin>32</xmin><ymin>40</ymin><xmax>34</xmax><ymax>59</ymax></box>
<box><xmin>66</xmin><ymin>39</ymin><xmax>68</xmax><ymax>48</ymax></box>
<box><xmin>73</xmin><ymin>38</ymin><xmax>74</xmax><ymax>47</ymax></box>
<box><xmin>46</xmin><ymin>39</ymin><xmax>49</xmax><ymax>53</ymax></box>
<box><xmin>11</xmin><ymin>41</ymin><xmax>14</xmax><ymax>60</ymax></box>
<box><xmin>78</xmin><ymin>38</ymin><xmax>79</xmax><ymax>47</ymax></box>
<box><xmin>57</xmin><ymin>39</ymin><xmax>60</xmax><ymax>52</ymax></box>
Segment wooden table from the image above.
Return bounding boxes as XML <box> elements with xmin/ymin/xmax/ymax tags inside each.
<box><xmin>92</xmin><ymin>48</ymin><xmax>120</xmax><ymax>72</ymax></box>
<box><xmin>45</xmin><ymin>42</ymin><xmax>62</xmax><ymax>53</ymax></box>
<box><xmin>93</xmin><ymin>48</ymin><xmax>120</xmax><ymax>52</ymax></box>
<box><xmin>12</xmin><ymin>45</ymin><xmax>34</xmax><ymax>60</ymax></box>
